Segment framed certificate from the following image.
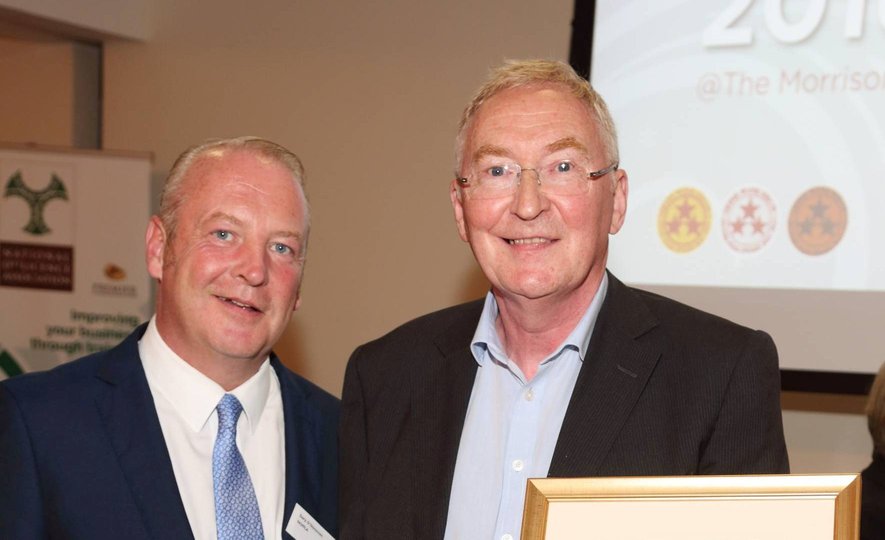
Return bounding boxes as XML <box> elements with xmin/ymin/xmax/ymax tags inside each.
<box><xmin>522</xmin><ymin>474</ymin><xmax>860</xmax><ymax>540</ymax></box>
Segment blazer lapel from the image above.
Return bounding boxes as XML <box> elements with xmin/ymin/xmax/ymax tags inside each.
<box><xmin>94</xmin><ymin>326</ymin><xmax>194</xmax><ymax>539</ymax></box>
<box><xmin>413</xmin><ymin>302</ymin><xmax>481</xmax><ymax>540</ymax></box>
<box><xmin>275</xmin><ymin>358</ymin><xmax>311</xmax><ymax>539</ymax></box>
<box><xmin>549</xmin><ymin>274</ymin><xmax>664</xmax><ymax>477</ymax></box>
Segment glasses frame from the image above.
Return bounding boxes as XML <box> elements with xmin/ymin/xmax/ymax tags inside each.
<box><xmin>456</xmin><ymin>160</ymin><xmax>620</xmax><ymax>193</ymax></box>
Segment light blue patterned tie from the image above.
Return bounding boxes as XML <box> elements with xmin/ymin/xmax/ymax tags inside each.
<box><xmin>213</xmin><ymin>394</ymin><xmax>264</xmax><ymax>540</ymax></box>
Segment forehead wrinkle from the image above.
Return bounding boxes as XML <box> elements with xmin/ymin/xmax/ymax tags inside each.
<box><xmin>235</xmin><ymin>178</ymin><xmax>274</xmax><ymax>196</ymax></box>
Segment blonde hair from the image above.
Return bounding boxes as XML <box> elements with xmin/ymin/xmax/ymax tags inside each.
<box><xmin>455</xmin><ymin>59</ymin><xmax>619</xmax><ymax>171</ymax></box>
<box><xmin>867</xmin><ymin>362</ymin><xmax>885</xmax><ymax>456</ymax></box>
<box><xmin>159</xmin><ymin>136</ymin><xmax>308</xmax><ymax>241</ymax></box>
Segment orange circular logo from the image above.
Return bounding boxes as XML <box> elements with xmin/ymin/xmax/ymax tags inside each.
<box><xmin>788</xmin><ymin>187</ymin><xmax>847</xmax><ymax>256</ymax></box>
<box><xmin>658</xmin><ymin>188</ymin><xmax>712</xmax><ymax>253</ymax></box>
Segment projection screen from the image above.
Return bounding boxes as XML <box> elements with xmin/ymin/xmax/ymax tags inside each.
<box><xmin>571</xmin><ymin>0</ymin><xmax>885</xmax><ymax>392</ymax></box>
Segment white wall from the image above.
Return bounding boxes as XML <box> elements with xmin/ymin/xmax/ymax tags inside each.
<box><xmin>101</xmin><ymin>0</ymin><xmax>572</xmax><ymax>394</ymax></box>
<box><xmin>784</xmin><ymin>410</ymin><xmax>870</xmax><ymax>473</ymax></box>
<box><xmin>0</xmin><ymin>37</ymin><xmax>75</xmax><ymax>145</ymax></box>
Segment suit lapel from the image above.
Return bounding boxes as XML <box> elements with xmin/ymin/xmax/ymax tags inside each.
<box><xmin>549</xmin><ymin>274</ymin><xmax>664</xmax><ymax>477</ymax></box>
<box><xmin>275</xmin><ymin>358</ymin><xmax>309</xmax><ymax>539</ymax></box>
<box><xmin>94</xmin><ymin>326</ymin><xmax>194</xmax><ymax>540</ymax></box>
<box><xmin>413</xmin><ymin>302</ymin><xmax>481</xmax><ymax>540</ymax></box>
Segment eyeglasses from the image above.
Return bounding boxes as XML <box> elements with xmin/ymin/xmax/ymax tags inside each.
<box><xmin>456</xmin><ymin>157</ymin><xmax>619</xmax><ymax>199</ymax></box>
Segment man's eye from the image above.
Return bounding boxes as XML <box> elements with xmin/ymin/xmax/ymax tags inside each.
<box><xmin>272</xmin><ymin>243</ymin><xmax>292</xmax><ymax>255</ymax></box>
<box><xmin>489</xmin><ymin>166</ymin><xmax>506</xmax><ymax>177</ymax></box>
<box><xmin>555</xmin><ymin>161</ymin><xmax>573</xmax><ymax>173</ymax></box>
<box><xmin>213</xmin><ymin>230</ymin><xmax>232</xmax><ymax>241</ymax></box>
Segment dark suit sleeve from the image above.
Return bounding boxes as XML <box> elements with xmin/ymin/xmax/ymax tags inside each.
<box><xmin>339</xmin><ymin>346</ymin><xmax>369</xmax><ymax>539</ymax></box>
<box><xmin>0</xmin><ymin>383</ymin><xmax>47</xmax><ymax>539</ymax></box>
<box><xmin>699</xmin><ymin>330</ymin><xmax>790</xmax><ymax>474</ymax></box>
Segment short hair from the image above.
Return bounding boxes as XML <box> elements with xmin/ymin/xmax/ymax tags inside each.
<box><xmin>158</xmin><ymin>136</ymin><xmax>309</xmax><ymax>241</ymax></box>
<box><xmin>455</xmin><ymin>59</ymin><xmax>619</xmax><ymax>172</ymax></box>
<box><xmin>867</xmin><ymin>361</ymin><xmax>885</xmax><ymax>456</ymax></box>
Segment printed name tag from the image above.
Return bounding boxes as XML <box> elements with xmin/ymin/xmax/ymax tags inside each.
<box><xmin>285</xmin><ymin>503</ymin><xmax>334</xmax><ymax>540</ymax></box>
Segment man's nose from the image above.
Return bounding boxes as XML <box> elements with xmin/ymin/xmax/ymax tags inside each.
<box><xmin>234</xmin><ymin>243</ymin><xmax>269</xmax><ymax>286</ymax></box>
<box><xmin>511</xmin><ymin>169</ymin><xmax>549</xmax><ymax>220</ymax></box>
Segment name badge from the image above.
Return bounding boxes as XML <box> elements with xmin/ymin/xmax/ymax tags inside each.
<box><xmin>286</xmin><ymin>503</ymin><xmax>334</xmax><ymax>540</ymax></box>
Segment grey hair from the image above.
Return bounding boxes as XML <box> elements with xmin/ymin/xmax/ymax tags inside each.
<box><xmin>454</xmin><ymin>59</ymin><xmax>619</xmax><ymax>173</ymax></box>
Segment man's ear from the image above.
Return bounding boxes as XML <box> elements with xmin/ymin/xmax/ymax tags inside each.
<box><xmin>450</xmin><ymin>179</ymin><xmax>469</xmax><ymax>242</ymax></box>
<box><xmin>145</xmin><ymin>216</ymin><xmax>168</xmax><ymax>280</ymax></box>
<box><xmin>609</xmin><ymin>169</ymin><xmax>628</xmax><ymax>235</ymax></box>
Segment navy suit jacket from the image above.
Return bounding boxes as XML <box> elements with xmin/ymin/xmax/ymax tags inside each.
<box><xmin>0</xmin><ymin>324</ymin><xmax>339</xmax><ymax>539</ymax></box>
<box><xmin>340</xmin><ymin>273</ymin><xmax>789</xmax><ymax>539</ymax></box>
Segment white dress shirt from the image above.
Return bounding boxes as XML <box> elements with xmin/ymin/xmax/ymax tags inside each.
<box><xmin>139</xmin><ymin>316</ymin><xmax>286</xmax><ymax>540</ymax></box>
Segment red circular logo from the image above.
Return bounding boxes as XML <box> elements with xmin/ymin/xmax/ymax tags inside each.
<box><xmin>722</xmin><ymin>187</ymin><xmax>776</xmax><ymax>253</ymax></box>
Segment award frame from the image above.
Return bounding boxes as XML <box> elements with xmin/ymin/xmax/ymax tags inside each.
<box><xmin>522</xmin><ymin>474</ymin><xmax>860</xmax><ymax>540</ymax></box>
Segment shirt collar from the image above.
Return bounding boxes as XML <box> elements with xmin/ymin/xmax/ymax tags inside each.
<box><xmin>469</xmin><ymin>273</ymin><xmax>609</xmax><ymax>366</ymax></box>
<box><xmin>138</xmin><ymin>315</ymin><xmax>272</xmax><ymax>434</ymax></box>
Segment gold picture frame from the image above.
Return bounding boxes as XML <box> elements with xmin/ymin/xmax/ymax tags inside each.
<box><xmin>522</xmin><ymin>474</ymin><xmax>860</xmax><ymax>540</ymax></box>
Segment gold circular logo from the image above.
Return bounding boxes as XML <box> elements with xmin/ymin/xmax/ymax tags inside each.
<box><xmin>104</xmin><ymin>263</ymin><xmax>127</xmax><ymax>281</ymax></box>
<box><xmin>788</xmin><ymin>186</ymin><xmax>847</xmax><ymax>256</ymax></box>
<box><xmin>658</xmin><ymin>188</ymin><xmax>712</xmax><ymax>253</ymax></box>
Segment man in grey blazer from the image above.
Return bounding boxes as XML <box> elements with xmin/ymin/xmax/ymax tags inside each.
<box><xmin>339</xmin><ymin>60</ymin><xmax>789</xmax><ymax>540</ymax></box>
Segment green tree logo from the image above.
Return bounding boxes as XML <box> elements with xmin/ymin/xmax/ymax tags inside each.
<box><xmin>3</xmin><ymin>171</ymin><xmax>69</xmax><ymax>235</ymax></box>
<box><xmin>0</xmin><ymin>349</ymin><xmax>24</xmax><ymax>378</ymax></box>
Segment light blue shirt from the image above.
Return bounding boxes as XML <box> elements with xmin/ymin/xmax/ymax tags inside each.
<box><xmin>444</xmin><ymin>275</ymin><xmax>609</xmax><ymax>540</ymax></box>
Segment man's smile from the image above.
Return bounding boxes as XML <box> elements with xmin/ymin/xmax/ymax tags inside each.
<box><xmin>506</xmin><ymin>237</ymin><xmax>554</xmax><ymax>245</ymax></box>
<box><xmin>216</xmin><ymin>295</ymin><xmax>262</xmax><ymax>313</ymax></box>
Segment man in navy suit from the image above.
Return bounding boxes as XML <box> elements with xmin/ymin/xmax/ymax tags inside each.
<box><xmin>0</xmin><ymin>137</ymin><xmax>338</xmax><ymax>539</ymax></box>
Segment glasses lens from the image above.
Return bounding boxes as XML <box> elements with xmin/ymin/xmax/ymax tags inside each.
<box><xmin>464</xmin><ymin>160</ymin><xmax>519</xmax><ymax>199</ymax></box>
<box><xmin>537</xmin><ymin>159</ymin><xmax>589</xmax><ymax>195</ymax></box>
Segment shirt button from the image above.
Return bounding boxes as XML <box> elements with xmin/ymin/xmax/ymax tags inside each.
<box><xmin>512</xmin><ymin>459</ymin><xmax>524</xmax><ymax>472</ymax></box>
<box><xmin>502</xmin><ymin>535</ymin><xmax>513</xmax><ymax>540</ymax></box>
<box><xmin>524</xmin><ymin>388</ymin><xmax>534</xmax><ymax>401</ymax></box>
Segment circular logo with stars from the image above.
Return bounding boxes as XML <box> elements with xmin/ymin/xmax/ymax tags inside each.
<box><xmin>788</xmin><ymin>186</ymin><xmax>847</xmax><ymax>256</ymax></box>
<box><xmin>722</xmin><ymin>187</ymin><xmax>776</xmax><ymax>253</ymax></box>
<box><xmin>657</xmin><ymin>187</ymin><xmax>712</xmax><ymax>253</ymax></box>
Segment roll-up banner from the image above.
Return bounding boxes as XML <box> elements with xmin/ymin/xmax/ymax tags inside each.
<box><xmin>0</xmin><ymin>144</ymin><xmax>152</xmax><ymax>379</ymax></box>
